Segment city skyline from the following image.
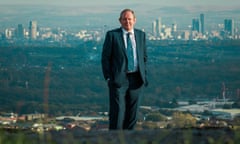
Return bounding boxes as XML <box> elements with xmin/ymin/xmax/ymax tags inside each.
<box><xmin>0</xmin><ymin>0</ymin><xmax>239</xmax><ymax>35</ymax></box>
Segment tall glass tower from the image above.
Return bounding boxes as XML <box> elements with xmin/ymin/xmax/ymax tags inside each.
<box><xmin>29</xmin><ymin>21</ymin><xmax>37</xmax><ymax>40</ymax></box>
<box><xmin>152</xmin><ymin>21</ymin><xmax>157</xmax><ymax>37</ymax></box>
<box><xmin>17</xmin><ymin>24</ymin><xmax>24</xmax><ymax>39</ymax></box>
<box><xmin>224</xmin><ymin>19</ymin><xmax>234</xmax><ymax>36</ymax></box>
<box><xmin>192</xmin><ymin>18</ymin><xmax>200</xmax><ymax>32</ymax></box>
<box><xmin>156</xmin><ymin>17</ymin><xmax>162</xmax><ymax>37</ymax></box>
<box><xmin>200</xmin><ymin>14</ymin><xmax>204</xmax><ymax>34</ymax></box>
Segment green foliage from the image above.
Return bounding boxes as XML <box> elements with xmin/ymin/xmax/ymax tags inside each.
<box><xmin>0</xmin><ymin>41</ymin><xmax>240</xmax><ymax>114</ymax></box>
<box><xmin>172</xmin><ymin>112</ymin><xmax>197</xmax><ymax>128</ymax></box>
<box><xmin>145</xmin><ymin>112</ymin><xmax>166</xmax><ymax>122</ymax></box>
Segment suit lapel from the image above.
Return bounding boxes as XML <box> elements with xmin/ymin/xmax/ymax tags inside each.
<box><xmin>134</xmin><ymin>29</ymin><xmax>140</xmax><ymax>58</ymax></box>
<box><xmin>117</xmin><ymin>28</ymin><xmax>127</xmax><ymax>56</ymax></box>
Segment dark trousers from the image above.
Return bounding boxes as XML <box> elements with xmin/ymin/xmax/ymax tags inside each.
<box><xmin>108</xmin><ymin>72</ymin><xmax>143</xmax><ymax>130</ymax></box>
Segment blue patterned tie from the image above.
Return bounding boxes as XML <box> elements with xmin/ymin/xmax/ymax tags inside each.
<box><xmin>127</xmin><ymin>32</ymin><xmax>134</xmax><ymax>71</ymax></box>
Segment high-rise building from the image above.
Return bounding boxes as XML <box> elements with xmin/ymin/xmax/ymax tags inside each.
<box><xmin>152</xmin><ymin>21</ymin><xmax>157</xmax><ymax>37</ymax></box>
<box><xmin>200</xmin><ymin>14</ymin><xmax>204</xmax><ymax>34</ymax></box>
<box><xmin>5</xmin><ymin>29</ymin><xmax>13</xmax><ymax>39</ymax></box>
<box><xmin>17</xmin><ymin>24</ymin><xmax>24</xmax><ymax>39</ymax></box>
<box><xmin>192</xmin><ymin>18</ymin><xmax>200</xmax><ymax>32</ymax></box>
<box><xmin>182</xmin><ymin>31</ymin><xmax>190</xmax><ymax>40</ymax></box>
<box><xmin>171</xmin><ymin>23</ymin><xmax>177</xmax><ymax>33</ymax></box>
<box><xmin>156</xmin><ymin>17</ymin><xmax>162</xmax><ymax>36</ymax></box>
<box><xmin>29</xmin><ymin>21</ymin><xmax>37</xmax><ymax>40</ymax></box>
<box><xmin>171</xmin><ymin>23</ymin><xmax>177</xmax><ymax>38</ymax></box>
<box><xmin>224</xmin><ymin>19</ymin><xmax>234</xmax><ymax>36</ymax></box>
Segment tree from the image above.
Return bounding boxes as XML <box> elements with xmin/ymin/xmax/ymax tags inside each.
<box><xmin>172</xmin><ymin>112</ymin><xmax>197</xmax><ymax>128</ymax></box>
<box><xmin>145</xmin><ymin>112</ymin><xmax>166</xmax><ymax>122</ymax></box>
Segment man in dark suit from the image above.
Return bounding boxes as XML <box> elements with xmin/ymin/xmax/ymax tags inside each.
<box><xmin>101</xmin><ymin>8</ymin><xmax>148</xmax><ymax>130</ymax></box>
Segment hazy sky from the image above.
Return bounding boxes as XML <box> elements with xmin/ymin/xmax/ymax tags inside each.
<box><xmin>0</xmin><ymin>0</ymin><xmax>239</xmax><ymax>30</ymax></box>
<box><xmin>0</xmin><ymin>0</ymin><xmax>238</xmax><ymax>7</ymax></box>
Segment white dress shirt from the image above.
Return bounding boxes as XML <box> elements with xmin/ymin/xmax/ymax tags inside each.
<box><xmin>122</xmin><ymin>28</ymin><xmax>138</xmax><ymax>72</ymax></box>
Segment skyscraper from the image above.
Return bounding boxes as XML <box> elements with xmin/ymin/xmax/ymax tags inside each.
<box><xmin>192</xmin><ymin>18</ymin><xmax>200</xmax><ymax>32</ymax></box>
<box><xmin>224</xmin><ymin>19</ymin><xmax>234</xmax><ymax>36</ymax></box>
<box><xmin>171</xmin><ymin>23</ymin><xmax>177</xmax><ymax>38</ymax></box>
<box><xmin>29</xmin><ymin>21</ymin><xmax>37</xmax><ymax>40</ymax></box>
<box><xmin>171</xmin><ymin>23</ymin><xmax>177</xmax><ymax>33</ymax></box>
<box><xmin>156</xmin><ymin>17</ymin><xmax>162</xmax><ymax>37</ymax></box>
<box><xmin>200</xmin><ymin>14</ymin><xmax>204</xmax><ymax>34</ymax></box>
<box><xmin>152</xmin><ymin>20</ymin><xmax>157</xmax><ymax>37</ymax></box>
<box><xmin>17</xmin><ymin>24</ymin><xmax>24</xmax><ymax>39</ymax></box>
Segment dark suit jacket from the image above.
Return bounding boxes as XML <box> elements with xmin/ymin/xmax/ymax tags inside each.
<box><xmin>101</xmin><ymin>28</ymin><xmax>148</xmax><ymax>87</ymax></box>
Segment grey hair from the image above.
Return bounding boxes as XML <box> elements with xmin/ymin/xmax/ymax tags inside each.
<box><xmin>119</xmin><ymin>9</ymin><xmax>136</xmax><ymax>20</ymax></box>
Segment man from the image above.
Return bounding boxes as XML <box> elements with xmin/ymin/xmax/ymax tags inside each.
<box><xmin>101</xmin><ymin>9</ymin><xmax>148</xmax><ymax>130</ymax></box>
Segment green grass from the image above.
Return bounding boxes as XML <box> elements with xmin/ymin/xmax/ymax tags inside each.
<box><xmin>0</xmin><ymin>128</ymin><xmax>240</xmax><ymax>144</ymax></box>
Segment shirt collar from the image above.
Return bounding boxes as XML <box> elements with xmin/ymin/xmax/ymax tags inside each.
<box><xmin>121</xmin><ymin>28</ymin><xmax>134</xmax><ymax>35</ymax></box>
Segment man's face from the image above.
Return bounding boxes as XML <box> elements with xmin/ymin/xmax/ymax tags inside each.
<box><xmin>119</xmin><ymin>11</ymin><xmax>136</xmax><ymax>32</ymax></box>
